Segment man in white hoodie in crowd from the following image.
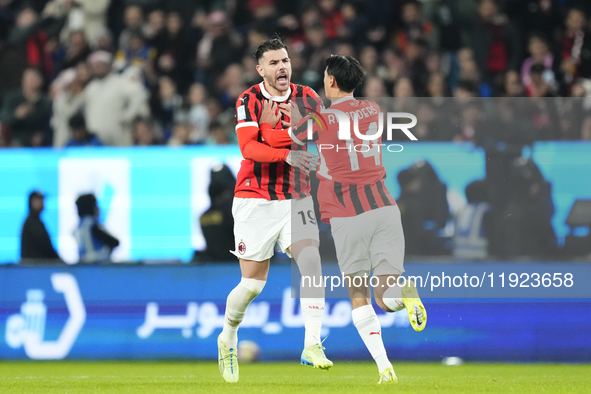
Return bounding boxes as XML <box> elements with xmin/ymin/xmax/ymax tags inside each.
<box><xmin>83</xmin><ymin>51</ymin><xmax>149</xmax><ymax>146</ymax></box>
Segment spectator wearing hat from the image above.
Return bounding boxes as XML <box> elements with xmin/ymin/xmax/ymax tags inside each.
<box><xmin>73</xmin><ymin>194</ymin><xmax>119</xmax><ymax>264</ymax></box>
<box><xmin>21</xmin><ymin>191</ymin><xmax>60</xmax><ymax>263</ymax></box>
<box><xmin>83</xmin><ymin>50</ymin><xmax>149</xmax><ymax>146</ymax></box>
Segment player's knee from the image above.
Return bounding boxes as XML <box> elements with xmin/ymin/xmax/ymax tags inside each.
<box><xmin>240</xmin><ymin>277</ymin><xmax>266</xmax><ymax>298</ymax></box>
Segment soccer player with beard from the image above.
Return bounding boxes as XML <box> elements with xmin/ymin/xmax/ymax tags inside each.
<box><xmin>260</xmin><ymin>54</ymin><xmax>427</xmax><ymax>384</ymax></box>
<box><xmin>217</xmin><ymin>38</ymin><xmax>332</xmax><ymax>383</ymax></box>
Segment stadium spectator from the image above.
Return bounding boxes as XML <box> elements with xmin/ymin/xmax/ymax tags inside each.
<box><xmin>186</xmin><ymin>82</ymin><xmax>209</xmax><ymax>143</ymax></box>
<box><xmin>51</xmin><ymin>0</ymin><xmax>111</xmax><ymax>47</ymax></box>
<box><xmin>7</xmin><ymin>5</ymin><xmax>64</xmax><ymax>80</ymax></box>
<box><xmin>456</xmin><ymin>100</ymin><xmax>483</xmax><ymax>142</ymax></box>
<box><xmin>133</xmin><ymin>117</ymin><xmax>161</xmax><ymax>146</ymax></box>
<box><xmin>359</xmin><ymin>45</ymin><xmax>382</xmax><ymax>78</ymax></box>
<box><xmin>393</xmin><ymin>0</ymin><xmax>432</xmax><ymax>56</ymax></box>
<box><xmin>20</xmin><ymin>190</ymin><xmax>61</xmax><ymax>263</ymax></box>
<box><xmin>394</xmin><ymin>76</ymin><xmax>414</xmax><ymax>98</ymax></box>
<box><xmin>454</xmin><ymin>79</ymin><xmax>479</xmax><ymax>98</ymax></box>
<box><xmin>424</xmin><ymin>0</ymin><xmax>463</xmax><ymax>54</ymax></box>
<box><xmin>144</xmin><ymin>9</ymin><xmax>166</xmax><ymax>49</ymax></box>
<box><xmin>217</xmin><ymin>63</ymin><xmax>246</xmax><ymax>108</ymax></box>
<box><xmin>318</xmin><ymin>0</ymin><xmax>345</xmax><ymax>40</ymax></box>
<box><xmin>150</xmin><ymin>76</ymin><xmax>183</xmax><ymax>141</ymax></box>
<box><xmin>118</xmin><ymin>5</ymin><xmax>144</xmax><ymax>52</ymax></box>
<box><xmin>168</xmin><ymin>123</ymin><xmax>192</xmax><ymax>146</ymax></box>
<box><xmin>243</xmin><ymin>0</ymin><xmax>281</xmax><ymax>37</ymax></box>
<box><xmin>468</xmin><ymin>0</ymin><xmax>521</xmax><ymax>85</ymax></box>
<box><xmin>521</xmin><ymin>34</ymin><xmax>555</xmax><ymax>95</ymax></box>
<box><xmin>502</xmin><ymin>70</ymin><xmax>526</xmax><ymax>97</ymax></box>
<box><xmin>510</xmin><ymin>0</ymin><xmax>562</xmax><ymax>42</ymax></box>
<box><xmin>339</xmin><ymin>0</ymin><xmax>369</xmax><ymax>47</ymax></box>
<box><xmin>500</xmin><ymin>158</ymin><xmax>558</xmax><ymax>257</ymax></box>
<box><xmin>396</xmin><ymin>161</ymin><xmax>450</xmax><ymax>256</ymax></box>
<box><xmin>64</xmin><ymin>112</ymin><xmax>103</xmax><ymax>147</ymax></box>
<box><xmin>53</xmin><ymin>30</ymin><xmax>91</xmax><ymax>74</ymax></box>
<box><xmin>453</xmin><ymin>180</ymin><xmax>493</xmax><ymax>259</ymax></box>
<box><xmin>196</xmin><ymin>11</ymin><xmax>241</xmax><ymax>93</ymax></box>
<box><xmin>427</xmin><ymin>72</ymin><xmax>448</xmax><ymax>97</ymax></box>
<box><xmin>194</xmin><ymin>164</ymin><xmax>236</xmax><ymax>262</ymax></box>
<box><xmin>301</xmin><ymin>22</ymin><xmax>332</xmax><ymax>90</ymax></box>
<box><xmin>113</xmin><ymin>29</ymin><xmax>155</xmax><ymax>72</ymax></box>
<box><xmin>556</xmin><ymin>7</ymin><xmax>591</xmax><ymax>94</ymax></box>
<box><xmin>527</xmin><ymin>63</ymin><xmax>555</xmax><ymax>97</ymax></box>
<box><xmin>51</xmin><ymin>61</ymin><xmax>90</xmax><ymax>147</ymax></box>
<box><xmin>83</xmin><ymin>50</ymin><xmax>149</xmax><ymax>146</ymax></box>
<box><xmin>362</xmin><ymin>76</ymin><xmax>386</xmax><ymax>98</ymax></box>
<box><xmin>74</xmin><ymin>193</ymin><xmax>119</xmax><ymax>264</ymax></box>
<box><xmin>1</xmin><ymin>67</ymin><xmax>52</xmax><ymax>147</ymax></box>
<box><xmin>205</xmin><ymin>121</ymin><xmax>233</xmax><ymax>146</ymax></box>
<box><xmin>153</xmin><ymin>11</ymin><xmax>197</xmax><ymax>94</ymax></box>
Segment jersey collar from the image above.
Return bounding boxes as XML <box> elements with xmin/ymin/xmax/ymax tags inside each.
<box><xmin>331</xmin><ymin>96</ymin><xmax>356</xmax><ymax>106</ymax></box>
<box><xmin>259</xmin><ymin>82</ymin><xmax>291</xmax><ymax>102</ymax></box>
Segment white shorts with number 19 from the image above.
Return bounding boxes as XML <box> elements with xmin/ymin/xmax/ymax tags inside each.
<box><xmin>231</xmin><ymin>196</ymin><xmax>319</xmax><ymax>261</ymax></box>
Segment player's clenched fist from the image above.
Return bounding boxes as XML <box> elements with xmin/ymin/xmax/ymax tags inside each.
<box><xmin>286</xmin><ymin>151</ymin><xmax>319</xmax><ymax>175</ymax></box>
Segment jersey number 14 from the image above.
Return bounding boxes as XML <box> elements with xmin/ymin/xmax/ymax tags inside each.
<box><xmin>317</xmin><ymin>121</ymin><xmax>381</xmax><ymax>179</ymax></box>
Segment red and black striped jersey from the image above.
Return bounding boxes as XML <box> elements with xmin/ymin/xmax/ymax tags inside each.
<box><xmin>234</xmin><ymin>81</ymin><xmax>321</xmax><ymax>200</ymax></box>
<box><xmin>292</xmin><ymin>96</ymin><xmax>397</xmax><ymax>222</ymax></box>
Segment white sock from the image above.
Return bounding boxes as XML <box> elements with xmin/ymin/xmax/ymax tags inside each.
<box><xmin>301</xmin><ymin>298</ymin><xmax>325</xmax><ymax>347</ymax></box>
<box><xmin>352</xmin><ymin>304</ymin><xmax>392</xmax><ymax>373</ymax></box>
<box><xmin>382</xmin><ymin>285</ymin><xmax>405</xmax><ymax>312</ymax></box>
<box><xmin>219</xmin><ymin>277</ymin><xmax>266</xmax><ymax>349</ymax></box>
<box><xmin>296</xmin><ymin>246</ymin><xmax>325</xmax><ymax>348</ymax></box>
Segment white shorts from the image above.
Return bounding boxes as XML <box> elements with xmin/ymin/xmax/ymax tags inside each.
<box><xmin>330</xmin><ymin>205</ymin><xmax>405</xmax><ymax>276</ymax></box>
<box><xmin>231</xmin><ymin>196</ymin><xmax>319</xmax><ymax>261</ymax></box>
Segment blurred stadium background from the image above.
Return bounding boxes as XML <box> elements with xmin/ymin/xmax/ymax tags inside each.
<box><xmin>1</xmin><ymin>0</ymin><xmax>591</xmax><ymax>371</ymax></box>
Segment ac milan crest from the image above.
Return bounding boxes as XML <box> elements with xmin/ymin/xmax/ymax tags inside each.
<box><xmin>238</xmin><ymin>241</ymin><xmax>246</xmax><ymax>255</ymax></box>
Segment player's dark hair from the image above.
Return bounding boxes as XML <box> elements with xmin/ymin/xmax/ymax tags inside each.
<box><xmin>325</xmin><ymin>54</ymin><xmax>366</xmax><ymax>93</ymax></box>
<box><xmin>255</xmin><ymin>37</ymin><xmax>289</xmax><ymax>62</ymax></box>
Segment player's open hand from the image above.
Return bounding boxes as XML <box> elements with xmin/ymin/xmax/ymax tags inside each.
<box><xmin>280</xmin><ymin>102</ymin><xmax>302</xmax><ymax>128</ymax></box>
<box><xmin>259</xmin><ymin>100</ymin><xmax>280</xmax><ymax>127</ymax></box>
<box><xmin>286</xmin><ymin>151</ymin><xmax>319</xmax><ymax>175</ymax></box>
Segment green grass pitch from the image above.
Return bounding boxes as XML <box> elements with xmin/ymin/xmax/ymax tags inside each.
<box><xmin>1</xmin><ymin>361</ymin><xmax>590</xmax><ymax>393</ymax></box>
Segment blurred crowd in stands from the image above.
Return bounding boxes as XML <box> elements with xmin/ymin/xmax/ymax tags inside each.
<box><xmin>2</xmin><ymin>0</ymin><xmax>591</xmax><ymax>148</ymax></box>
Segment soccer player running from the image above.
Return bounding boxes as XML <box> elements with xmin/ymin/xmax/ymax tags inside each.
<box><xmin>260</xmin><ymin>54</ymin><xmax>427</xmax><ymax>384</ymax></box>
<box><xmin>217</xmin><ymin>38</ymin><xmax>332</xmax><ymax>383</ymax></box>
